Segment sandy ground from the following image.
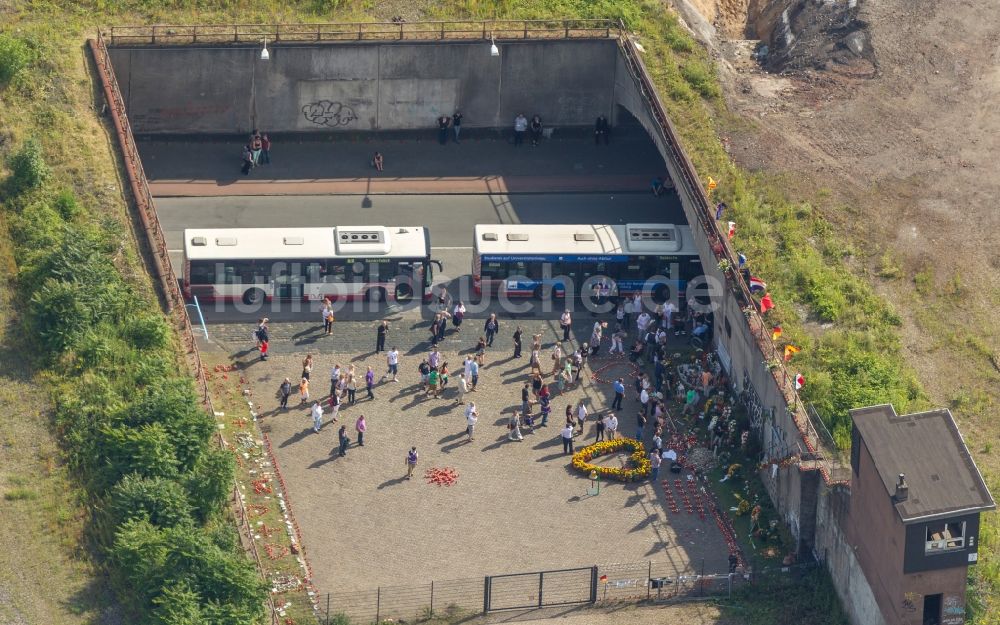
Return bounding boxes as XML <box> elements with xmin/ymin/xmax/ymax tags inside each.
<box><xmin>706</xmin><ymin>0</ymin><xmax>1000</xmax><ymax>463</ymax></box>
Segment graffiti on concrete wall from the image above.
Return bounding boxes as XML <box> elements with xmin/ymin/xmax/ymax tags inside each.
<box><xmin>901</xmin><ymin>591</ymin><xmax>919</xmax><ymax>612</ymax></box>
<box><xmin>741</xmin><ymin>370</ymin><xmax>764</xmax><ymax>430</ymax></box>
<box><xmin>302</xmin><ymin>100</ymin><xmax>358</xmax><ymax>127</ymax></box>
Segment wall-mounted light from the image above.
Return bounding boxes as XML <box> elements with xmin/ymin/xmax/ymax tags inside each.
<box><xmin>490</xmin><ymin>35</ymin><xmax>499</xmax><ymax>57</ymax></box>
<box><xmin>260</xmin><ymin>37</ymin><xmax>270</xmax><ymax>61</ymax></box>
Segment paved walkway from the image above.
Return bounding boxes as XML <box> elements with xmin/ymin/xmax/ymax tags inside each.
<box><xmin>212</xmin><ymin>318</ymin><xmax>731</xmax><ymax>594</ymax></box>
<box><xmin>140</xmin><ymin>134</ymin><xmax>668</xmax><ymax>196</ymax></box>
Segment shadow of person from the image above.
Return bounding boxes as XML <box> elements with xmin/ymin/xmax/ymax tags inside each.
<box><xmin>377</xmin><ymin>475</ymin><xmax>409</xmax><ymax>490</ymax></box>
<box><xmin>280</xmin><ymin>426</ymin><xmax>318</xmax><ymax>448</ymax></box>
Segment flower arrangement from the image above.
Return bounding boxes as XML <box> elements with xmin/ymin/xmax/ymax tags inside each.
<box><xmin>571</xmin><ymin>438</ymin><xmax>651</xmax><ymax>482</ymax></box>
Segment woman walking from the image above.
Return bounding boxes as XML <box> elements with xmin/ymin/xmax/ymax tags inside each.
<box><xmin>365</xmin><ymin>366</ymin><xmax>375</xmax><ymax>400</ymax></box>
<box><xmin>301</xmin><ymin>354</ymin><xmax>313</xmax><ymax>381</ymax></box>
<box><xmin>484</xmin><ymin>313</ymin><xmax>499</xmax><ymax>347</ymax></box>
<box><xmin>299</xmin><ymin>377</ymin><xmax>310</xmax><ymax>404</ymax></box>
<box><xmin>406</xmin><ymin>447</ymin><xmax>419</xmax><ymax>479</ymax></box>
<box><xmin>346</xmin><ymin>372</ymin><xmax>357</xmax><ymax>405</ymax></box>
<box><xmin>452</xmin><ymin>301</ymin><xmax>466</xmax><ymax>330</ymax></box>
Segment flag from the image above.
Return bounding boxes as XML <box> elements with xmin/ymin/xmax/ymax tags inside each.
<box><xmin>783</xmin><ymin>345</ymin><xmax>801</xmax><ymax>362</ymax></box>
<box><xmin>771</xmin><ymin>326</ymin><xmax>782</xmax><ymax>341</ymax></box>
<box><xmin>707</xmin><ymin>177</ymin><xmax>717</xmax><ymax>191</ymax></box>
<box><xmin>599</xmin><ymin>575</ymin><xmax>608</xmax><ymax>583</ymax></box>
<box><xmin>794</xmin><ymin>373</ymin><xmax>805</xmax><ymax>390</ymax></box>
<box><xmin>749</xmin><ymin>276</ymin><xmax>767</xmax><ymax>293</ymax></box>
<box><xmin>737</xmin><ymin>252</ymin><xmax>747</xmax><ymax>269</ymax></box>
<box><xmin>759</xmin><ymin>293</ymin><xmax>774</xmax><ymax>313</ymax></box>
<box><xmin>715</xmin><ymin>202</ymin><xmax>727</xmax><ymax>220</ymax></box>
<box><xmin>727</xmin><ymin>222</ymin><xmax>736</xmax><ymax>240</ymax></box>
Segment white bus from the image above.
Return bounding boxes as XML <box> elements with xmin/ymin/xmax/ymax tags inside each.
<box><xmin>183</xmin><ymin>226</ymin><xmax>441</xmax><ymax>305</ymax></box>
<box><xmin>472</xmin><ymin>223</ymin><xmax>703</xmax><ymax>303</ymax></box>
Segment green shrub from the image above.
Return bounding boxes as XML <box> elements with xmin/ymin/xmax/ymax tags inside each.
<box><xmin>53</xmin><ymin>189</ymin><xmax>82</xmax><ymax>220</ymax></box>
<box><xmin>5</xmin><ymin>138</ymin><xmax>50</xmax><ymax>194</ymax></box>
<box><xmin>109</xmin><ymin>474</ymin><xmax>194</xmax><ymax>529</ymax></box>
<box><xmin>0</xmin><ymin>33</ymin><xmax>30</xmax><ymax>84</ymax></box>
<box><xmin>124</xmin><ymin>314</ymin><xmax>170</xmax><ymax>350</ymax></box>
<box><xmin>150</xmin><ymin>581</ymin><xmax>204</xmax><ymax>625</ymax></box>
<box><xmin>184</xmin><ymin>448</ymin><xmax>234</xmax><ymax>524</ymax></box>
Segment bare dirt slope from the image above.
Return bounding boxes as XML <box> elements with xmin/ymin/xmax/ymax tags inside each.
<box><xmin>705</xmin><ymin>0</ymin><xmax>1000</xmax><ymax>458</ymax></box>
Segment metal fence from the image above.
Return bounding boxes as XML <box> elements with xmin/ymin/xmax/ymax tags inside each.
<box><xmin>104</xmin><ymin>19</ymin><xmax>620</xmax><ymax>46</ymax></box>
<box><xmin>317</xmin><ymin>559</ymin><xmax>775</xmax><ymax>624</ymax></box>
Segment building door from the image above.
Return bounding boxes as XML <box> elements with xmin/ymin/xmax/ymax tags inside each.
<box><xmin>922</xmin><ymin>593</ymin><xmax>942</xmax><ymax>625</ymax></box>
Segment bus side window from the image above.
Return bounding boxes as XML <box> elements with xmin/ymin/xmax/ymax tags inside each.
<box><xmin>525</xmin><ymin>262</ymin><xmax>543</xmax><ymax>280</ymax></box>
<box><xmin>324</xmin><ymin>261</ymin><xmax>346</xmax><ymax>283</ymax></box>
<box><xmin>482</xmin><ymin>261</ymin><xmax>504</xmax><ymax>279</ymax></box>
<box><xmin>189</xmin><ymin>261</ymin><xmax>215</xmax><ymax>284</ymax></box>
<box><xmin>349</xmin><ymin>260</ymin><xmax>366</xmax><ymax>283</ymax></box>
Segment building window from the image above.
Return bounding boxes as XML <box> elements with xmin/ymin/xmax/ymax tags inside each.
<box><xmin>925</xmin><ymin>521</ymin><xmax>966</xmax><ymax>553</ymax></box>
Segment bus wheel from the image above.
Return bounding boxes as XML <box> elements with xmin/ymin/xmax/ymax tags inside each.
<box><xmin>366</xmin><ymin>287</ymin><xmax>387</xmax><ymax>303</ymax></box>
<box><xmin>394</xmin><ymin>283</ymin><xmax>413</xmax><ymax>302</ymax></box>
<box><xmin>243</xmin><ymin>288</ymin><xmax>265</xmax><ymax>305</ymax></box>
<box><xmin>652</xmin><ymin>284</ymin><xmax>670</xmax><ymax>304</ymax></box>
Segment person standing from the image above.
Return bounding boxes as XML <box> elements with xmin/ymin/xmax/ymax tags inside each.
<box><xmin>513</xmin><ymin>326</ymin><xmax>523</xmax><ymax>358</ymax></box>
<box><xmin>561</xmin><ymin>423</ymin><xmax>575</xmax><ymax>455</ymax></box>
<box><xmin>590</xmin><ymin>321</ymin><xmax>604</xmax><ymax>356</ymax></box>
<box><xmin>338</xmin><ymin>424</ymin><xmax>349</xmax><ymax>457</ymax></box>
<box><xmin>575</xmin><ymin>400</ymin><xmax>588</xmax><ymax>435</ymax></box>
<box><xmin>521</xmin><ymin>382</ymin><xmax>532</xmax><ymax>417</ymax></box>
<box><xmin>330</xmin><ymin>363</ymin><xmax>341</xmax><ymax>397</ymax></box>
<box><xmin>595</xmin><ymin>412</ymin><xmax>606</xmax><ymax>441</ymax></box>
<box><xmin>372</xmin><ymin>151</ymin><xmax>384</xmax><ymax>172</ymax></box>
<box><xmin>250</xmin><ymin>130</ymin><xmax>263</xmax><ymax>164</ymax></box>
<box><xmin>607</xmin><ymin>413</ymin><xmax>619</xmax><ymax>440</ymax></box>
<box><xmin>429</xmin><ymin>347</ymin><xmax>441</xmax><ymax>370</ymax></box>
<box><xmin>427</xmin><ymin>367</ymin><xmax>440</xmax><ymax>398</ymax></box>
<box><xmin>278</xmin><ymin>377</ymin><xmax>292</xmax><ymax>410</ymax></box>
<box><xmin>346</xmin><ymin>372</ymin><xmax>357</xmax><ymax>405</ymax></box>
<box><xmin>452</xmin><ymin>110</ymin><xmax>463</xmax><ymax>143</ymax></box>
<box><xmin>636</xmin><ymin>411</ymin><xmax>647</xmax><ymax>441</ymax></box>
<box><xmin>611</xmin><ymin>377</ymin><xmax>625</xmax><ymax>410</ymax></box>
<box><xmin>539</xmin><ymin>385</ymin><xmax>551</xmax><ymax>427</ymax></box>
<box><xmin>322</xmin><ymin>300</ymin><xmax>335</xmax><ymax>336</ymax></box>
<box><xmin>465</xmin><ymin>402</ymin><xmax>478</xmax><ymax>441</ymax></box>
<box><xmin>299</xmin><ymin>377</ymin><xmax>310</xmax><ymax>404</ymax></box>
<box><xmin>437</xmin><ymin>115</ymin><xmax>450</xmax><ymax>145</ymax></box>
<box><xmin>529</xmin><ymin>115</ymin><xmax>543</xmax><ymax>146</ymax></box>
<box><xmin>513</xmin><ymin>113</ymin><xmax>528</xmax><ymax>146</ymax></box>
<box><xmin>650</xmin><ymin>449</ymin><xmax>662</xmax><ymax>483</ymax></box>
<box><xmin>241</xmin><ymin>144</ymin><xmax>254</xmax><ymax>175</ymax></box>
<box><xmin>365</xmin><ymin>366</ymin><xmax>375</xmax><ymax>400</ymax></box>
<box><xmin>406</xmin><ymin>446</ymin><xmax>418</xmax><ymax>479</ymax></box>
<box><xmin>256</xmin><ymin>322</ymin><xmax>270</xmax><ymax>361</ymax></box>
<box><xmin>508</xmin><ymin>411</ymin><xmax>524</xmax><ymax>441</ymax></box>
<box><xmin>355</xmin><ymin>414</ymin><xmax>366</xmax><ymax>446</ymax></box>
<box><xmin>484</xmin><ymin>313</ymin><xmax>499</xmax><ymax>347</ymax></box>
<box><xmin>640</xmin><ymin>386</ymin><xmax>651</xmax><ymax>416</ymax></box>
<box><xmin>310</xmin><ymin>402</ymin><xmax>323</xmax><ymax>433</ymax></box>
<box><xmin>452</xmin><ymin>301</ymin><xmax>466</xmax><ymax>330</ymax></box>
<box><xmin>260</xmin><ymin>133</ymin><xmax>271</xmax><ymax>165</ymax></box>
<box><xmin>383</xmin><ymin>347</ymin><xmax>400</xmax><ymax>382</ymax></box>
<box><xmin>456</xmin><ymin>372</ymin><xmax>468</xmax><ymax>404</ymax></box>
<box><xmin>469</xmin><ymin>357</ymin><xmax>479</xmax><ymax>391</ymax></box>
<box><xmin>594</xmin><ymin>114</ymin><xmax>610</xmax><ymax>145</ymax></box>
<box><xmin>560</xmin><ymin>309</ymin><xmax>572</xmax><ymax>342</ymax></box>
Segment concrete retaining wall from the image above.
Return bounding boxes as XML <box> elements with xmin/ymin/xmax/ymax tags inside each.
<box><xmin>109</xmin><ymin>40</ymin><xmax>618</xmax><ymax>134</ymax></box>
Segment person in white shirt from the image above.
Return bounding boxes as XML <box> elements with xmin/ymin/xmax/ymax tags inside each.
<box><xmin>456</xmin><ymin>373</ymin><xmax>468</xmax><ymax>404</ymax></box>
<box><xmin>465</xmin><ymin>402</ymin><xmax>478</xmax><ymax>441</ymax></box>
<box><xmin>330</xmin><ymin>364</ymin><xmax>341</xmax><ymax>396</ymax></box>
<box><xmin>607</xmin><ymin>413</ymin><xmax>619</xmax><ymax>439</ymax></box>
<box><xmin>576</xmin><ymin>400</ymin><xmax>588</xmax><ymax>435</ymax></box>
<box><xmin>463</xmin><ymin>356</ymin><xmax>474</xmax><ymax>380</ymax></box>
<box><xmin>560</xmin><ymin>423</ymin><xmax>575</xmax><ymax>454</ymax></box>
<box><xmin>640</xmin><ymin>388</ymin><xmax>650</xmax><ymax>415</ymax></box>
<box><xmin>508</xmin><ymin>412</ymin><xmax>523</xmax><ymax>441</ymax></box>
<box><xmin>663</xmin><ymin>301</ymin><xmax>676</xmax><ymax>329</ymax></box>
<box><xmin>610</xmin><ymin>328</ymin><xmax>626</xmax><ymax>354</ymax></box>
<box><xmin>310</xmin><ymin>402</ymin><xmax>323</xmax><ymax>433</ymax></box>
<box><xmin>636</xmin><ymin>311</ymin><xmax>651</xmax><ymax>335</ymax></box>
<box><xmin>383</xmin><ymin>348</ymin><xmax>400</xmax><ymax>382</ymax></box>
<box><xmin>559</xmin><ymin>309</ymin><xmax>572</xmax><ymax>342</ymax></box>
<box><xmin>632</xmin><ymin>292</ymin><xmax>643</xmax><ymax>315</ymax></box>
<box><xmin>429</xmin><ymin>348</ymin><xmax>441</xmax><ymax>369</ymax></box>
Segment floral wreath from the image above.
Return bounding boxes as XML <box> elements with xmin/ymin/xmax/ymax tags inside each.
<box><xmin>571</xmin><ymin>438</ymin><xmax>652</xmax><ymax>482</ymax></box>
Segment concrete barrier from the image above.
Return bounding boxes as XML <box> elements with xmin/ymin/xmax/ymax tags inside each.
<box><xmin>109</xmin><ymin>40</ymin><xmax>619</xmax><ymax>135</ymax></box>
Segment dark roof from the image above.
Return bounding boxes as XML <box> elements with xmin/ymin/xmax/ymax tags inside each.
<box><xmin>851</xmin><ymin>405</ymin><xmax>995</xmax><ymax>523</ymax></box>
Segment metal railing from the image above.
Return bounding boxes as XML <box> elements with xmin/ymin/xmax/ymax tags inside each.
<box><xmin>614</xmin><ymin>34</ymin><xmax>847</xmax><ymax>486</ymax></box>
<box><xmin>319</xmin><ymin>559</ymin><xmax>750</xmax><ymax>624</ymax></box>
<box><xmin>105</xmin><ymin>19</ymin><xmax>620</xmax><ymax>46</ymax></box>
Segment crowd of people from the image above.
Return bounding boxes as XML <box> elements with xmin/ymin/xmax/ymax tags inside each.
<box><xmin>256</xmin><ymin>289</ymin><xmax>718</xmax><ymax>481</ymax></box>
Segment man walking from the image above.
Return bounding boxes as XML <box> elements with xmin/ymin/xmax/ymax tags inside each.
<box><xmin>513</xmin><ymin>326</ymin><xmax>523</xmax><ymax>358</ymax></box>
<box><xmin>278</xmin><ymin>377</ymin><xmax>292</xmax><ymax>410</ymax></box>
<box><xmin>561</xmin><ymin>423</ymin><xmax>575</xmax><ymax>455</ymax></box>
<box><xmin>484</xmin><ymin>313</ymin><xmax>499</xmax><ymax>347</ymax></box>
<box><xmin>310</xmin><ymin>402</ymin><xmax>323</xmax><ymax>433</ymax></box>
<box><xmin>611</xmin><ymin>377</ymin><xmax>625</xmax><ymax>410</ymax></box>
<box><xmin>560</xmin><ymin>309</ymin><xmax>572</xmax><ymax>342</ymax></box>
<box><xmin>337</xmin><ymin>424</ymin><xmax>349</xmax><ymax>457</ymax></box>
<box><xmin>365</xmin><ymin>366</ymin><xmax>375</xmax><ymax>400</ymax></box>
<box><xmin>469</xmin><ymin>357</ymin><xmax>479</xmax><ymax>391</ymax></box>
<box><xmin>521</xmin><ymin>382</ymin><xmax>532</xmax><ymax>417</ymax></box>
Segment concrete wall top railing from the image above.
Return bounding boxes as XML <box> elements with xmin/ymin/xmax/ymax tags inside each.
<box><xmin>104</xmin><ymin>19</ymin><xmax>619</xmax><ymax>46</ymax></box>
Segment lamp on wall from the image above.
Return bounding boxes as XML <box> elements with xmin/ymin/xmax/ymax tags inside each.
<box><xmin>260</xmin><ymin>37</ymin><xmax>270</xmax><ymax>61</ymax></box>
<box><xmin>490</xmin><ymin>35</ymin><xmax>499</xmax><ymax>57</ymax></box>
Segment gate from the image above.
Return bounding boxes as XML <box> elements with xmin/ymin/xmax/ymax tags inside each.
<box><xmin>485</xmin><ymin>566</ymin><xmax>597</xmax><ymax>612</ymax></box>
